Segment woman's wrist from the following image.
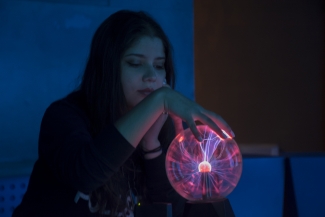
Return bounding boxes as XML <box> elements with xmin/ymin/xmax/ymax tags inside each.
<box><xmin>114</xmin><ymin>88</ymin><xmax>166</xmax><ymax>148</ymax></box>
<box><xmin>141</xmin><ymin>139</ymin><xmax>160</xmax><ymax>151</ymax></box>
<box><xmin>141</xmin><ymin>139</ymin><xmax>162</xmax><ymax>159</ymax></box>
<box><xmin>143</xmin><ymin>149</ymin><xmax>162</xmax><ymax>159</ymax></box>
<box><xmin>142</xmin><ymin>146</ymin><xmax>162</xmax><ymax>154</ymax></box>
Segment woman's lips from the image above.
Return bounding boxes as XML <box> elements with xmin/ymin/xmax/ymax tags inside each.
<box><xmin>138</xmin><ymin>88</ymin><xmax>154</xmax><ymax>96</ymax></box>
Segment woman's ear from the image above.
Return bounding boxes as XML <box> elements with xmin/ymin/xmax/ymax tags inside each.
<box><xmin>163</xmin><ymin>78</ymin><xmax>167</xmax><ymax>85</ymax></box>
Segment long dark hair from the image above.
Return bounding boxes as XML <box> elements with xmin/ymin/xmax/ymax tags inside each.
<box><xmin>79</xmin><ymin>10</ymin><xmax>176</xmax><ymax>215</ymax></box>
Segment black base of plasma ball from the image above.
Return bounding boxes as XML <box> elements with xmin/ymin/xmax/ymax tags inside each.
<box><xmin>134</xmin><ymin>203</ymin><xmax>172</xmax><ymax>217</ymax></box>
<box><xmin>183</xmin><ymin>198</ymin><xmax>235</xmax><ymax>217</ymax></box>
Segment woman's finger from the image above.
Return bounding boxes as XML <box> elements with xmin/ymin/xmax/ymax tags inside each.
<box><xmin>201</xmin><ymin>109</ymin><xmax>235</xmax><ymax>138</ymax></box>
<box><xmin>195</xmin><ymin>112</ymin><xmax>228</xmax><ymax>139</ymax></box>
<box><xmin>186</xmin><ymin>119</ymin><xmax>202</xmax><ymax>142</ymax></box>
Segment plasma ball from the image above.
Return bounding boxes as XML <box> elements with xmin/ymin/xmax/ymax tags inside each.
<box><xmin>166</xmin><ymin>125</ymin><xmax>242</xmax><ymax>202</ymax></box>
<box><xmin>198</xmin><ymin>161</ymin><xmax>211</xmax><ymax>173</ymax></box>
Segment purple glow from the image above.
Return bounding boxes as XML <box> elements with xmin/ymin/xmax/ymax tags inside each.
<box><xmin>166</xmin><ymin>125</ymin><xmax>242</xmax><ymax>202</ymax></box>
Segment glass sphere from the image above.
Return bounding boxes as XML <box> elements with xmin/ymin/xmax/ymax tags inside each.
<box><xmin>166</xmin><ymin>125</ymin><xmax>242</xmax><ymax>202</ymax></box>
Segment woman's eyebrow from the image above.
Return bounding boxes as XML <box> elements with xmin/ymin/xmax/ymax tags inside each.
<box><xmin>124</xmin><ymin>53</ymin><xmax>165</xmax><ymax>60</ymax></box>
<box><xmin>125</xmin><ymin>53</ymin><xmax>144</xmax><ymax>57</ymax></box>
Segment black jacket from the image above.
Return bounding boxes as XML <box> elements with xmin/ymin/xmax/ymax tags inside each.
<box><xmin>13</xmin><ymin>91</ymin><xmax>185</xmax><ymax>217</ymax></box>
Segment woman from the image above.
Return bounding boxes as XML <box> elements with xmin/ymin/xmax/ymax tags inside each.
<box><xmin>13</xmin><ymin>10</ymin><xmax>234</xmax><ymax>217</ymax></box>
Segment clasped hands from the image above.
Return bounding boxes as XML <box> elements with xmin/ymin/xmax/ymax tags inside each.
<box><xmin>140</xmin><ymin>86</ymin><xmax>234</xmax><ymax>160</ymax></box>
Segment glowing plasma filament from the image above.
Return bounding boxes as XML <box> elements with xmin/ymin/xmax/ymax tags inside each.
<box><xmin>178</xmin><ymin>136</ymin><xmax>184</xmax><ymax>142</ymax></box>
<box><xmin>198</xmin><ymin>161</ymin><xmax>211</xmax><ymax>173</ymax></box>
<box><xmin>166</xmin><ymin>125</ymin><xmax>242</xmax><ymax>201</ymax></box>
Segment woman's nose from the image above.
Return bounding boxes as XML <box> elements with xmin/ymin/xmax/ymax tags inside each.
<box><xmin>143</xmin><ymin>66</ymin><xmax>157</xmax><ymax>82</ymax></box>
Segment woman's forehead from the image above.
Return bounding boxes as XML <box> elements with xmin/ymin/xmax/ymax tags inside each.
<box><xmin>124</xmin><ymin>36</ymin><xmax>165</xmax><ymax>58</ymax></box>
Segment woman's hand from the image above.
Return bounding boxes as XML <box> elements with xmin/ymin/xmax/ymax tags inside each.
<box><xmin>140</xmin><ymin>83</ymin><xmax>169</xmax><ymax>159</ymax></box>
<box><xmin>162</xmin><ymin>84</ymin><xmax>184</xmax><ymax>138</ymax></box>
<box><xmin>115</xmin><ymin>85</ymin><xmax>234</xmax><ymax>148</ymax></box>
<box><xmin>141</xmin><ymin>112</ymin><xmax>167</xmax><ymax>150</ymax></box>
<box><xmin>161</xmin><ymin>87</ymin><xmax>234</xmax><ymax>141</ymax></box>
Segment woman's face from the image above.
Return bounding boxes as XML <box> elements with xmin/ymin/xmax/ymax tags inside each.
<box><xmin>121</xmin><ymin>36</ymin><xmax>166</xmax><ymax>108</ymax></box>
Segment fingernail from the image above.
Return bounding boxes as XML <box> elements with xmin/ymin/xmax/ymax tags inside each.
<box><xmin>221</xmin><ymin>130</ymin><xmax>230</xmax><ymax>139</ymax></box>
<box><xmin>223</xmin><ymin>133</ymin><xmax>229</xmax><ymax>139</ymax></box>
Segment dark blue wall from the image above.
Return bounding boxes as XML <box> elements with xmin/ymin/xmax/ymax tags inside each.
<box><xmin>0</xmin><ymin>0</ymin><xmax>194</xmax><ymax>162</ymax></box>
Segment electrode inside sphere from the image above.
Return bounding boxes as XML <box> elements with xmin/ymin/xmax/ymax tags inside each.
<box><xmin>166</xmin><ymin>125</ymin><xmax>242</xmax><ymax>202</ymax></box>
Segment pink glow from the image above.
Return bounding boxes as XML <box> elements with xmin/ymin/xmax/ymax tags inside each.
<box><xmin>166</xmin><ymin>125</ymin><xmax>242</xmax><ymax>202</ymax></box>
<box><xmin>198</xmin><ymin>161</ymin><xmax>211</xmax><ymax>172</ymax></box>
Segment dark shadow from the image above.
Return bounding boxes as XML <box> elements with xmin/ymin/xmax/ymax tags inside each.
<box><xmin>283</xmin><ymin>157</ymin><xmax>298</xmax><ymax>217</ymax></box>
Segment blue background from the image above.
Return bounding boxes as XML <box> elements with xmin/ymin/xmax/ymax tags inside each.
<box><xmin>0</xmin><ymin>0</ymin><xmax>194</xmax><ymax>162</ymax></box>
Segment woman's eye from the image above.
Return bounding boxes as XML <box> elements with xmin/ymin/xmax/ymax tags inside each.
<box><xmin>127</xmin><ymin>62</ymin><xmax>141</xmax><ymax>67</ymax></box>
<box><xmin>155</xmin><ymin>65</ymin><xmax>165</xmax><ymax>70</ymax></box>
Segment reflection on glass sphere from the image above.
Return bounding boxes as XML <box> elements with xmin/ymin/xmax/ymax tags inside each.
<box><xmin>166</xmin><ymin>125</ymin><xmax>242</xmax><ymax>202</ymax></box>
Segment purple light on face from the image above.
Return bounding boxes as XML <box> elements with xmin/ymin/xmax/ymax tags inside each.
<box><xmin>166</xmin><ymin>125</ymin><xmax>242</xmax><ymax>202</ymax></box>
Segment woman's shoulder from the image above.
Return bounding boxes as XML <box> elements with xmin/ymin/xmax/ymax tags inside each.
<box><xmin>50</xmin><ymin>90</ymin><xmax>85</xmax><ymax>108</ymax></box>
<box><xmin>43</xmin><ymin>90</ymin><xmax>89</xmax><ymax>123</ymax></box>
<box><xmin>48</xmin><ymin>90</ymin><xmax>84</xmax><ymax>110</ymax></box>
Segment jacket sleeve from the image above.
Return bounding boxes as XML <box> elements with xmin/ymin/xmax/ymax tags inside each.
<box><xmin>144</xmin><ymin>153</ymin><xmax>186</xmax><ymax>217</ymax></box>
<box><xmin>38</xmin><ymin>100</ymin><xmax>135</xmax><ymax>193</ymax></box>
